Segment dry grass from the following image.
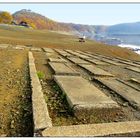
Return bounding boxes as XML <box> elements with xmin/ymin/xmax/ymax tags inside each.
<box><xmin>0</xmin><ymin>49</ymin><xmax>33</xmax><ymax>136</ymax></box>
<box><xmin>0</xmin><ymin>24</ymin><xmax>140</xmax><ymax>61</ymax></box>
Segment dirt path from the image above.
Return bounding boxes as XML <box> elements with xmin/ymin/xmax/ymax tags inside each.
<box><xmin>0</xmin><ymin>49</ymin><xmax>33</xmax><ymax>136</ymax></box>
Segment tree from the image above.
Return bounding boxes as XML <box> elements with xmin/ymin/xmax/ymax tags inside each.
<box><xmin>29</xmin><ymin>22</ymin><xmax>36</xmax><ymax>29</ymax></box>
<box><xmin>0</xmin><ymin>11</ymin><xmax>13</xmax><ymax>24</ymax></box>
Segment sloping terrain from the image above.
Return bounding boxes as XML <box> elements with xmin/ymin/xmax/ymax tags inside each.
<box><xmin>0</xmin><ymin>24</ymin><xmax>140</xmax><ymax>61</ymax></box>
<box><xmin>0</xmin><ymin>44</ymin><xmax>140</xmax><ymax>136</ymax></box>
<box><xmin>0</xmin><ymin>9</ymin><xmax>139</xmax><ymax>45</ymax></box>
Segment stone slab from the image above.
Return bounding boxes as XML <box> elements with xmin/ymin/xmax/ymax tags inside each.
<box><xmin>67</xmin><ymin>57</ymin><xmax>90</xmax><ymax>65</ymax></box>
<box><xmin>47</xmin><ymin>55</ymin><xmax>60</xmax><ymax>59</ymax></box>
<box><xmin>115</xmin><ymin>57</ymin><xmax>131</xmax><ymax>62</ymax></box>
<box><xmin>101</xmin><ymin>58</ymin><xmax>123</xmax><ymax>66</ymax></box>
<box><xmin>111</xmin><ymin>58</ymin><xmax>123</xmax><ymax>62</ymax></box>
<box><xmin>31</xmin><ymin>47</ymin><xmax>42</xmax><ymax>51</ymax></box>
<box><xmin>90</xmin><ymin>55</ymin><xmax>102</xmax><ymax>60</ymax></box>
<box><xmin>54</xmin><ymin>75</ymin><xmax>119</xmax><ymax>119</ymax></box>
<box><xmin>85</xmin><ymin>58</ymin><xmax>110</xmax><ymax>65</ymax></box>
<box><xmin>95</xmin><ymin>78</ymin><xmax>140</xmax><ymax>109</ymax></box>
<box><xmin>65</xmin><ymin>50</ymin><xmax>76</xmax><ymax>54</ymax></box>
<box><xmin>55</xmin><ymin>49</ymin><xmax>66</xmax><ymax>54</ymax></box>
<box><xmin>119</xmin><ymin>61</ymin><xmax>140</xmax><ymax>67</ymax></box>
<box><xmin>56</xmin><ymin>50</ymin><xmax>73</xmax><ymax>57</ymax></box>
<box><xmin>54</xmin><ymin>48</ymin><xmax>61</xmax><ymax>51</ymax></box>
<box><xmin>73</xmin><ymin>53</ymin><xmax>91</xmax><ymax>59</ymax></box>
<box><xmin>130</xmin><ymin>78</ymin><xmax>140</xmax><ymax>85</ymax></box>
<box><xmin>42</xmin><ymin>121</ymin><xmax>140</xmax><ymax>137</ymax></box>
<box><xmin>77</xmin><ymin>51</ymin><xmax>95</xmax><ymax>58</ymax></box>
<box><xmin>69</xmin><ymin>51</ymin><xmax>82</xmax><ymax>56</ymax></box>
<box><xmin>126</xmin><ymin>66</ymin><xmax>140</xmax><ymax>73</ymax></box>
<box><xmin>49</xmin><ymin>62</ymin><xmax>80</xmax><ymax>76</ymax></box>
<box><xmin>78</xmin><ymin>54</ymin><xmax>91</xmax><ymax>59</ymax></box>
<box><xmin>66</xmin><ymin>50</ymin><xmax>87</xmax><ymax>58</ymax></box>
<box><xmin>97</xmin><ymin>55</ymin><xmax>114</xmax><ymax>61</ymax></box>
<box><xmin>14</xmin><ymin>47</ymin><xmax>24</xmax><ymax>50</ymax></box>
<box><xmin>117</xmin><ymin>79</ymin><xmax>140</xmax><ymax>92</ymax></box>
<box><xmin>94</xmin><ymin>54</ymin><xmax>104</xmax><ymax>58</ymax></box>
<box><xmin>92</xmin><ymin>53</ymin><xmax>103</xmax><ymax>57</ymax></box>
<box><xmin>46</xmin><ymin>52</ymin><xmax>55</xmax><ymax>57</ymax></box>
<box><xmin>13</xmin><ymin>46</ymin><xmax>25</xmax><ymax>50</ymax></box>
<box><xmin>78</xmin><ymin>64</ymin><xmax>114</xmax><ymax>77</ymax></box>
<box><xmin>14</xmin><ymin>45</ymin><xmax>26</xmax><ymax>50</ymax></box>
<box><xmin>29</xmin><ymin>52</ymin><xmax>52</xmax><ymax>132</ymax></box>
<box><xmin>0</xmin><ymin>44</ymin><xmax>9</xmax><ymax>48</ymax></box>
<box><xmin>43</xmin><ymin>48</ymin><xmax>54</xmax><ymax>53</ymax></box>
<box><xmin>75</xmin><ymin>50</ymin><xmax>84</xmax><ymax>53</ymax></box>
<box><xmin>59</xmin><ymin>52</ymin><xmax>73</xmax><ymax>57</ymax></box>
<box><xmin>48</xmin><ymin>57</ymin><xmax>67</xmax><ymax>63</ymax></box>
<box><xmin>68</xmin><ymin>51</ymin><xmax>91</xmax><ymax>59</ymax></box>
<box><xmin>100</xmin><ymin>55</ymin><xmax>113</xmax><ymax>60</ymax></box>
<box><xmin>133</xmin><ymin>61</ymin><xmax>140</xmax><ymax>65</ymax></box>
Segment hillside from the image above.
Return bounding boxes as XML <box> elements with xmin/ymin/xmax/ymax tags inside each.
<box><xmin>12</xmin><ymin>9</ymin><xmax>99</xmax><ymax>37</ymax></box>
<box><xmin>0</xmin><ymin>9</ymin><xmax>139</xmax><ymax>39</ymax></box>
<box><xmin>12</xmin><ymin>9</ymin><xmax>140</xmax><ymax>44</ymax></box>
<box><xmin>0</xmin><ymin>24</ymin><xmax>140</xmax><ymax>61</ymax></box>
<box><xmin>13</xmin><ymin>9</ymin><xmax>72</xmax><ymax>31</ymax></box>
<box><xmin>106</xmin><ymin>22</ymin><xmax>140</xmax><ymax>35</ymax></box>
<box><xmin>0</xmin><ymin>9</ymin><xmax>140</xmax><ymax>59</ymax></box>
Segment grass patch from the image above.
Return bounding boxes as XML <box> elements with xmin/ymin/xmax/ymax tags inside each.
<box><xmin>37</xmin><ymin>71</ymin><xmax>45</xmax><ymax>79</ymax></box>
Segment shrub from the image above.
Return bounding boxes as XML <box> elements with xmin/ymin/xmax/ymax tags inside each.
<box><xmin>0</xmin><ymin>11</ymin><xmax>13</xmax><ymax>24</ymax></box>
<box><xmin>37</xmin><ymin>71</ymin><xmax>45</xmax><ymax>79</ymax></box>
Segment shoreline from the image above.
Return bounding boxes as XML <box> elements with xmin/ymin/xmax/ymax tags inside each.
<box><xmin>118</xmin><ymin>44</ymin><xmax>140</xmax><ymax>55</ymax></box>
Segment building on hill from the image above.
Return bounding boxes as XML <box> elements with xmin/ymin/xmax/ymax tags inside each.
<box><xmin>79</xmin><ymin>35</ymin><xmax>86</xmax><ymax>42</ymax></box>
<box><xmin>19</xmin><ymin>21</ymin><xmax>30</xmax><ymax>28</ymax></box>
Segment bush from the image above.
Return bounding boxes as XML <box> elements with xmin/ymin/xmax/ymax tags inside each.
<box><xmin>0</xmin><ymin>11</ymin><xmax>13</xmax><ymax>24</ymax></box>
<box><xmin>37</xmin><ymin>71</ymin><xmax>45</xmax><ymax>79</ymax></box>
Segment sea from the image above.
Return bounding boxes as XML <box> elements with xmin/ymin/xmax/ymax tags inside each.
<box><xmin>118</xmin><ymin>44</ymin><xmax>140</xmax><ymax>55</ymax></box>
<box><xmin>107</xmin><ymin>34</ymin><xmax>140</xmax><ymax>55</ymax></box>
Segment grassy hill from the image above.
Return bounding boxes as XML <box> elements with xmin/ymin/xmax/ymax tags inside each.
<box><xmin>0</xmin><ymin>24</ymin><xmax>140</xmax><ymax>61</ymax></box>
<box><xmin>12</xmin><ymin>9</ymin><xmax>102</xmax><ymax>38</ymax></box>
<box><xmin>13</xmin><ymin>9</ymin><xmax>73</xmax><ymax>31</ymax></box>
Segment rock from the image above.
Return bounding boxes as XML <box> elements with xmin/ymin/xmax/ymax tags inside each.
<box><xmin>111</xmin><ymin>91</ymin><xmax>115</xmax><ymax>94</ymax></box>
<box><xmin>55</xmin><ymin>94</ymin><xmax>58</xmax><ymax>97</ymax></box>
<box><xmin>10</xmin><ymin>120</ymin><xmax>15</xmax><ymax>129</ymax></box>
<box><xmin>16</xmin><ymin>111</ymin><xmax>20</xmax><ymax>114</ymax></box>
<box><xmin>119</xmin><ymin>116</ymin><xmax>123</xmax><ymax>119</ymax></box>
<box><xmin>50</xmin><ymin>107</ymin><xmax>54</xmax><ymax>110</ymax></box>
<box><xmin>16</xmin><ymin>81</ymin><xmax>20</xmax><ymax>84</ymax></box>
<box><xmin>122</xmin><ymin>102</ymin><xmax>128</xmax><ymax>107</ymax></box>
<box><xmin>17</xmin><ymin>134</ymin><xmax>22</xmax><ymax>137</ymax></box>
<box><xmin>0</xmin><ymin>134</ymin><xmax>7</xmax><ymax>137</ymax></box>
<box><xmin>16</xmin><ymin>69</ymin><xmax>20</xmax><ymax>72</ymax></box>
<box><xmin>59</xmin><ymin>110</ymin><xmax>66</xmax><ymax>113</ymax></box>
<box><xmin>88</xmin><ymin>77</ymin><xmax>92</xmax><ymax>81</ymax></box>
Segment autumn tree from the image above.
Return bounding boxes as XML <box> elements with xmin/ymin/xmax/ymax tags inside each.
<box><xmin>0</xmin><ymin>11</ymin><xmax>13</xmax><ymax>24</ymax></box>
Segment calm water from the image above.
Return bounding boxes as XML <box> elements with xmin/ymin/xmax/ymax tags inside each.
<box><xmin>109</xmin><ymin>34</ymin><xmax>140</xmax><ymax>46</ymax></box>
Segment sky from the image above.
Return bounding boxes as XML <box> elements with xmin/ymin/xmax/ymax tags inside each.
<box><xmin>0</xmin><ymin>4</ymin><xmax>140</xmax><ymax>25</ymax></box>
